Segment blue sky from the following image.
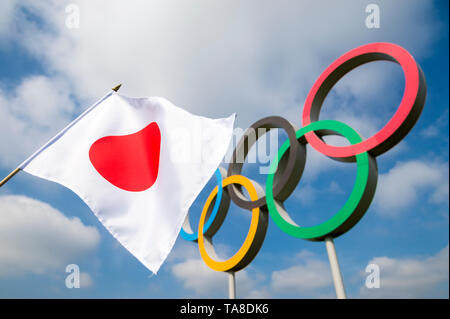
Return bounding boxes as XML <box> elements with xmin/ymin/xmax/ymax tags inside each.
<box><xmin>0</xmin><ymin>1</ymin><xmax>448</xmax><ymax>298</ymax></box>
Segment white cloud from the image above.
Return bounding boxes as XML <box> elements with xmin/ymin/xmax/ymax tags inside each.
<box><xmin>270</xmin><ymin>250</ymin><xmax>333</xmax><ymax>296</ymax></box>
<box><xmin>171</xmin><ymin>257</ymin><xmax>227</xmax><ymax>296</ymax></box>
<box><xmin>0</xmin><ymin>1</ymin><xmax>19</xmax><ymax>38</ymax></box>
<box><xmin>374</xmin><ymin>160</ymin><xmax>449</xmax><ymax>215</ymax></box>
<box><xmin>0</xmin><ymin>1</ymin><xmax>441</xmax><ymax>171</ymax></box>
<box><xmin>171</xmin><ymin>257</ymin><xmax>269</xmax><ymax>298</ymax></box>
<box><xmin>0</xmin><ymin>195</ymin><xmax>100</xmax><ymax>277</ymax></box>
<box><xmin>169</xmin><ymin>241</ymin><xmax>268</xmax><ymax>298</ymax></box>
<box><xmin>327</xmin><ymin>181</ymin><xmax>344</xmax><ymax>194</ymax></box>
<box><xmin>293</xmin><ymin>183</ymin><xmax>317</xmax><ymax>206</ymax></box>
<box><xmin>359</xmin><ymin>245</ymin><xmax>449</xmax><ymax>298</ymax></box>
<box><xmin>5</xmin><ymin>1</ymin><xmax>441</xmax><ymax>123</ymax></box>
<box><xmin>294</xmin><ymin>179</ymin><xmax>345</xmax><ymax>207</ymax></box>
<box><xmin>420</xmin><ymin>110</ymin><xmax>449</xmax><ymax>139</ymax></box>
<box><xmin>80</xmin><ymin>272</ymin><xmax>94</xmax><ymax>288</ymax></box>
<box><xmin>0</xmin><ymin>75</ymin><xmax>75</xmax><ymax>167</ymax></box>
<box><xmin>420</xmin><ymin>125</ymin><xmax>440</xmax><ymax>138</ymax></box>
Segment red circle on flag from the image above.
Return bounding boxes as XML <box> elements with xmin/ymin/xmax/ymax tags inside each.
<box><xmin>89</xmin><ymin>122</ymin><xmax>161</xmax><ymax>192</ymax></box>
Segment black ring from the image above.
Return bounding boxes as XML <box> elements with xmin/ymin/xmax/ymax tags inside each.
<box><xmin>227</xmin><ymin>116</ymin><xmax>306</xmax><ymax>210</ymax></box>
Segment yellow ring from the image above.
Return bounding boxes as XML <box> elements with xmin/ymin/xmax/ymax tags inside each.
<box><xmin>198</xmin><ymin>175</ymin><xmax>262</xmax><ymax>272</ymax></box>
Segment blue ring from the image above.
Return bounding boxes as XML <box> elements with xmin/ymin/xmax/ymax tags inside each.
<box><xmin>180</xmin><ymin>168</ymin><xmax>223</xmax><ymax>241</ymax></box>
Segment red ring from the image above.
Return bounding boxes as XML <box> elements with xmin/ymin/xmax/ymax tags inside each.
<box><xmin>302</xmin><ymin>42</ymin><xmax>426</xmax><ymax>159</ymax></box>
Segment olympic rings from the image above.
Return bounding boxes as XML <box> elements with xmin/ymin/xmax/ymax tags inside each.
<box><xmin>180</xmin><ymin>42</ymin><xmax>427</xmax><ymax>274</ymax></box>
<box><xmin>198</xmin><ymin>175</ymin><xmax>268</xmax><ymax>272</ymax></box>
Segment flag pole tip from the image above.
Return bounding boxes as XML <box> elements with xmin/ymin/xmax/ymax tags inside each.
<box><xmin>112</xmin><ymin>84</ymin><xmax>122</xmax><ymax>92</ymax></box>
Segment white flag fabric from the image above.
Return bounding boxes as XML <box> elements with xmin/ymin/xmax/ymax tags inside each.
<box><xmin>19</xmin><ymin>91</ymin><xmax>235</xmax><ymax>274</ymax></box>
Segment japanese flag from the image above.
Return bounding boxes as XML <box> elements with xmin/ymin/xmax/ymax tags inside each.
<box><xmin>19</xmin><ymin>91</ymin><xmax>235</xmax><ymax>274</ymax></box>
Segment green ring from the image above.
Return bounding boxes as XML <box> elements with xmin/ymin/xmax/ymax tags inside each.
<box><xmin>266</xmin><ymin>120</ymin><xmax>373</xmax><ymax>241</ymax></box>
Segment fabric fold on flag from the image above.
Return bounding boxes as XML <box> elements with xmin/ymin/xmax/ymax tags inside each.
<box><xmin>20</xmin><ymin>91</ymin><xmax>235</xmax><ymax>274</ymax></box>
